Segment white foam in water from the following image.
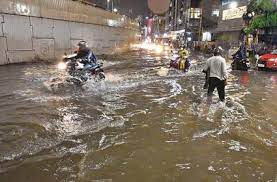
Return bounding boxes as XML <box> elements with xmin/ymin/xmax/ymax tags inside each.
<box><xmin>102</xmin><ymin>60</ymin><xmax>122</xmax><ymax>67</ymax></box>
<box><xmin>191</xmin><ymin>91</ymin><xmax>250</xmax><ymax>139</ymax></box>
<box><xmin>152</xmin><ymin>80</ymin><xmax>183</xmax><ymax>104</ymax></box>
<box><xmin>228</xmin><ymin>140</ymin><xmax>247</xmax><ymax>152</ymax></box>
<box><xmin>157</xmin><ymin>67</ymin><xmax>169</xmax><ymax>77</ymax></box>
<box><xmin>105</xmin><ymin>73</ymin><xmax>123</xmax><ymax>83</ymax></box>
<box><xmin>176</xmin><ymin>163</ymin><xmax>191</xmax><ymax>170</ymax></box>
<box><xmin>98</xmin><ymin>134</ymin><xmax>106</xmax><ymax>149</ymax></box>
<box><xmin>83</xmin><ymin>72</ymin><xmax>163</xmax><ymax>97</ymax></box>
<box><xmin>55</xmin><ymin>112</ymin><xmax>84</xmax><ymax>136</ymax></box>
<box><xmin>193</xmin><ymin>129</ymin><xmax>217</xmax><ymax>139</ymax></box>
<box><xmin>16</xmin><ymin>87</ymin><xmax>70</xmax><ymax>103</ymax></box>
<box><xmin>208</xmin><ymin>165</ymin><xmax>216</xmax><ymax>172</ymax></box>
<box><xmin>43</xmin><ymin>77</ymin><xmax>69</xmax><ymax>92</ymax></box>
<box><xmin>168</xmin><ymin>80</ymin><xmax>182</xmax><ymax>96</ymax></box>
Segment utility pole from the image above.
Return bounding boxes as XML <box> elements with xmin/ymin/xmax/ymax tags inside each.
<box><xmin>155</xmin><ymin>16</ymin><xmax>160</xmax><ymax>36</ymax></box>
<box><xmin>198</xmin><ymin>8</ymin><xmax>203</xmax><ymax>42</ymax></box>
<box><xmin>174</xmin><ymin>0</ymin><xmax>178</xmax><ymax>31</ymax></box>
<box><xmin>107</xmin><ymin>0</ymin><xmax>110</xmax><ymax>10</ymax></box>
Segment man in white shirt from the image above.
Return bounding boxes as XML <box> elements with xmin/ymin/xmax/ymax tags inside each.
<box><xmin>203</xmin><ymin>47</ymin><xmax>228</xmax><ymax>102</ymax></box>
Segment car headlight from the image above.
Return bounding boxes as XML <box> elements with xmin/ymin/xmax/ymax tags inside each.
<box><xmin>268</xmin><ymin>58</ymin><xmax>277</xmax><ymax>62</ymax></box>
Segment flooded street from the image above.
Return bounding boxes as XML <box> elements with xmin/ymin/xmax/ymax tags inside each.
<box><xmin>0</xmin><ymin>51</ymin><xmax>276</xmax><ymax>182</ymax></box>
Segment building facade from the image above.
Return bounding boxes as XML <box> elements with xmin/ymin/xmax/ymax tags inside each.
<box><xmin>164</xmin><ymin>0</ymin><xmax>218</xmax><ymax>41</ymax></box>
<box><xmin>0</xmin><ymin>0</ymin><xmax>139</xmax><ymax>65</ymax></box>
<box><xmin>165</xmin><ymin>0</ymin><xmax>191</xmax><ymax>32</ymax></box>
<box><xmin>215</xmin><ymin>0</ymin><xmax>249</xmax><ymax>47</ymax></box>
<box><xmin>201</xmin><ymin>0</ymin><xmax>221</xmax><ymax>41</ymax></box>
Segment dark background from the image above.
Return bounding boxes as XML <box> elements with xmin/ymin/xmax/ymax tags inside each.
<box><xmin>87</xmin><ymin>0</ymin><xmax>149</xmax><ymax>18</ymax></box>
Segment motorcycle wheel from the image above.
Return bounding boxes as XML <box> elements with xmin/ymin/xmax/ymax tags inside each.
<box><xmin>99</xmin><ymin>72</ymin><xmax>106</xmax><ymax>80</ymax></box>
<box><xmin>243</xmin><ymin>64</ymin><xmax>248</xmax><ymax>71</ymax></box>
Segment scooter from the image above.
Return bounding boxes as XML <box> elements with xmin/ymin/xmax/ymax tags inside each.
<box><xmin>231</xmin><ymin>55</ymin><xmax>251</xmax><ymax>71</ymax></box>
<box><xmin>170</xmin><ymin>56</ymin><xmax>191</xmax><ymax>72</ymax></box>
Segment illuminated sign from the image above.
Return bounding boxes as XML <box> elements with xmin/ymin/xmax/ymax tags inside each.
<box><xmin>222</xmin><ymin>6</ymin><xmax>247</xmax><ymax>20</ymax></box>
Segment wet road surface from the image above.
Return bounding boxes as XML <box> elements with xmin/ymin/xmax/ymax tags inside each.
<box><xmin>0</xmin><ymin>51</ymin><xmax>276</xmax><ymax>182</ymax></box>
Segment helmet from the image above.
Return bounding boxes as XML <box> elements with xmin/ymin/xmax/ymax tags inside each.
<box><xmin>179</xmin><ymin>49</ymin><xmax>189</xmax><ymax>58</ymax></box>
<box><xmin>77</xmin><ymin>40</ymin><xmax>88</xmax><ymax>47</ymax></box>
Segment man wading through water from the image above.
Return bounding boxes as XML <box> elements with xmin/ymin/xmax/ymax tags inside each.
<box><xmin>203</xmin><ymin>47</ymin><xmax>228</xmax><ymax>102</ymax></box>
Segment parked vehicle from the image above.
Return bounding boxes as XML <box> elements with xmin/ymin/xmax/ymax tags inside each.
<box><xmin>257</xmin><ymin>50</ymin><xmax>277</xmax><ymax>71</ymax></box>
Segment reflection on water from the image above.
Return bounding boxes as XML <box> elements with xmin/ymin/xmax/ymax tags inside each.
<box><xmin>0</xmin><ymin>52</ymin><xmax>276</xmax><ymax>182</ymax></box>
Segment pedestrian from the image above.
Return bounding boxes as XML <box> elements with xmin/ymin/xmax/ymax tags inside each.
<box><xmin>203</xmin><ymin>47</ymin><xmax>228</xmax><ymax>102</ymax></box>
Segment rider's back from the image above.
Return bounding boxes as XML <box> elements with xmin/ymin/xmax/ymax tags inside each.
<box><xmin>76</xmin><ymin>48</ymin><xmax>91</xmax><ymax>59</ymax></box>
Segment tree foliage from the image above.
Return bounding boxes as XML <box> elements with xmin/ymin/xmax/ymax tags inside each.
<box><xmin>248</xmin><ymin>0</ymin><xmax>277</xmax><ymax>13</ymax></box>
<box><xmin>244</xmin><ymin>13</ymin><xmax>277</xmax><ymax>34</ymax></box>
<box><xmin>244</xmin><ymin>0</ymin><xmax>277</xmax><ymax>34</ymax></box>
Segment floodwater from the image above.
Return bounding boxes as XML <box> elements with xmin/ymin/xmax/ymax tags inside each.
<box><xmin>0</xmin><ymin>51</ymin><xmax>276</xmax><ymax>182</ymax></box>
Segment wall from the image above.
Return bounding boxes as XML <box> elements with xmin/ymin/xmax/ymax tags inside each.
<box><xmin>0</xmin><ymin>0</ymin><xmax>139</xmax><ymax>65</ymax></box>
<box><xmin>216</xmin><ymin>0</ymin><xmax>248</xmax><ymax>32</ymax></box>
<box><xmin>202</xmin><ymin>0</ymin><xmax>220</xmax><ymax>31</ymax></box>
<box><xmin>215</xmin><ymin>0</ymin><xmax>248</xmax><ymax>46</ymax></box>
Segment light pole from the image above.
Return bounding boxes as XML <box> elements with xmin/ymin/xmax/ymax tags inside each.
<box><xmin>198</xmin><ymin>8</ymin><xmax>203</xmax><ymax>42</ymax></box>
<box><xmin>107</xmin><ymin>0</ymin><xmax>110</xmax><ymax>10</ymax></box>
<box><xmin>174</xmin><ymin>0</ymin><xmax>178</xmax><ymax>31</ymax></box>
<box><xmin>107</xmin><ymin>0</ymin><xmax>114</xmax><ymax>11</ymax></box>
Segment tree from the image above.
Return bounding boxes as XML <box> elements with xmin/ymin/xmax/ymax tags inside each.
<box><xmin>244</xmin><ymin>0</ymin><xmax>277</xmax><ymax>34</ymax></box>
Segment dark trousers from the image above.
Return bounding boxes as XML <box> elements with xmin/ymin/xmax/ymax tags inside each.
<box><xmin>208</xmin><ymin>77</ymin><xmax>225</xmax><ymax>101</ymax></box>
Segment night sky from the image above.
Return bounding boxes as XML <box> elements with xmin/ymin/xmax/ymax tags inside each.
<box><xmin>117</xmin><ymin>0</ymin><xmax>150</xmax><ymax>18</ymax></box>
<box><xmin>89</xmin><ymin>0</ymin><xmax>204</xmax><ymax>18</ymax></box>
<box><xmin>89</xmin><ymin>0</ymin><xmax>150</xmax><ymax>18</ymax></box>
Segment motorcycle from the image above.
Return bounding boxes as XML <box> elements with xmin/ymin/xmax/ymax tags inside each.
<box><xmin>57</xmin><ymin>54</ymin><xmax>105</xmax><ymax>85</ymax></box>
<box><xmin>169</xmin><ymin>52</ymin><xmax>180</xmax><ymax>69</ymax></box>
<box><xmin>231</xmin><ymin>55</ymin><xmax>251</xmax><ymax>71</ymax></box>
<box><xmin>169</xmin><ymin>54</ymin><xmax>191</xmax><ymax>72</ymax></box>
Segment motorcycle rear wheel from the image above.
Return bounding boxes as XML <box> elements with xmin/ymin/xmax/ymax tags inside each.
<box><xmin>98</xmin><ymin>72</ymin><xmax>106</xmax><ymax>80</ymax></box>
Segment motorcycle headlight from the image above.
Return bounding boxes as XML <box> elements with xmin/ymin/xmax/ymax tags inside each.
<box><xmin>57</xmin><ymin>62</ymin><xmax>67</xmax><ymax>70</ymax></box>
<box><xmin>77</xmin><ymin>62</ymin><xmax>84</xmax><ymax>69</ymax></box>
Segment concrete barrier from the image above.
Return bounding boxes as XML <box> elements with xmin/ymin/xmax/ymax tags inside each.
<box><xmin>0</xmin><ymin>0</ymin><xmax>139</xmax><ymax>65</ymax></box>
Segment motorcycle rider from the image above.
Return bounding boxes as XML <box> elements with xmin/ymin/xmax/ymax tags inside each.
<box><xmin>203</xmin><ymin>47</ymin><xmax>228</xmax><ymax>102</ymax></box>
<box><xmin>233</xmin><ymin>41</ymin><xmax>247</xmax><ymax>63</ymax></box>
<box><xmin>178</xmin><ymin>46</ymin><xmax>191</xmax><ymax>72</ymax></box>
<box><xmin>74</xmin><ymin>41</ymin><xmax>97</xmax><ymax>71</ymax></box>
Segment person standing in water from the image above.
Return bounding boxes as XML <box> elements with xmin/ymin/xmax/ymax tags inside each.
<box><xmin>203</xmin><ymin>47</ymin><xmax>228</xmax><ymax>102</ymax></box>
